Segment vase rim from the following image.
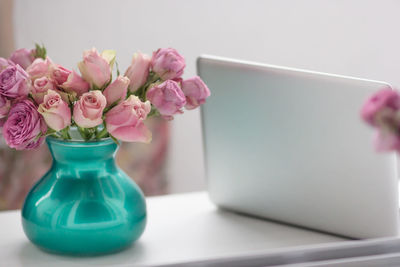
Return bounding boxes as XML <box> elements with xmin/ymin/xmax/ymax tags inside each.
<box><xmin>46</xmin><ymin>136</ymin><xmax>116</xmax><ymax>147</ymax></box>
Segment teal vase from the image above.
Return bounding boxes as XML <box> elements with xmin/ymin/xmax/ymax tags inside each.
<box><xmin>21</xmin><ymin>137</ymin><xmax>147</xmax><ymax>255</ymax></box>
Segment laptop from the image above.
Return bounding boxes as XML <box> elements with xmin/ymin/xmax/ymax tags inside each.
<box><xmin>197</xmin><ymin>55</ymin><xmax>399</xmax><ymax>239</ymax></box>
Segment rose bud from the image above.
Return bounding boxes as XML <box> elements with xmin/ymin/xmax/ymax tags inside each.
<box><xmin>181</xmin><ymin>76</ymin><xmax>210</xmax><ymax>110</ymax></box>
<box><xmin>146</xmin><ymin>80</ymin><xmax>186</xmax><ymax>118</ymax></box>
<box><xmin>31</xmin><ymin>76</ymin><xmax>56</xmax><ymax>104</ymax></box>
<box><xmin>101</xmin><ymin>50</ymin><xmax>116</xmax><ymax>68</ymax></box>
<box><xmin>103</xmin><ymin>76</ymin><xmax>129</xmax><ymax>107</ymax></box>
<box><xmin>124</xmin><ymin>52</ymin><xmax>151</xmax><ymax>92</ymax></box>
<box><xmin>105</xmin><ymin>95</ymin><xmax>151</xmax><ymax>143</ymax></box>
<box><xmin>73</xmin><ymin>90</ymin><xmax>106</xmax><ymax>128</ymax></box>
<box><xmin>26</xmin><ymin>57</ymin><xmax>52</xmax><ymax>80</ymax></box>
<box><xmin>360</xmin><ymin>88</ymin><xmax>400</xmax><ymax>127</ymax></box>
<box><xmin>3</xmin><ymin>99</ymin><xmax>47</xmax><ymax>150</ymax></box>
<box><xmin>38</xmin><ymin>90</ymin><xmax>71</xmax><ymax>131</ymax></box>
<box><xmin>60</xmin><ymin>71</ymin><xmax>90</xmax><ymax>96</ymax></box>
<box><xmin>9</xmin><ymin>48</ymin><xmax>35</xmax><ymax>69</ymax></box>
<box><xmin>151</xmin><ymin>48</ymin><xmax>185</xmax><ymax>80</ymax></box>
<box><xmin>0</xmin><ymin>65</ymin><xmax>30</xmax><ymax>99</ymax></box>
<box><xmin>51</xmin><ymin>65</ymin><xmax>72</xmax><ymax>86</ymax></box>
<box><xmin>0</xmin><ymin>95</ymin><xmax>10</xmax><ymax>118</ymax></box>
<box><xmin>78</xmin><ymin>48</ymin><xmax>114</xmax><ymax>89</ymax></box>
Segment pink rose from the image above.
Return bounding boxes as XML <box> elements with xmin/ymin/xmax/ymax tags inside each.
<box><xmin>0</xmin><ymin>58</ymin><xmax>15</xmax><ymax>70</ymax></box>
<box><xmin>73</xmin><ymin>90</ymin><xmax>106</xmax><ymax>128</ymax></box>
<box><xmin>9</xmin><ymin>48</ymin><xmax>35</xmax><ymax>69</ymax></box>
<box><xmin>151</xmin><ymin>48</ymin><xmax>185</xmax><ymax>80</ymax></box>
<box><xmin>181</xmin><ymin>76</ymin><xmax>210</xmax><ymax>110</ymax></box>
<box><xmin>3</xmin><ymin>99</ymin><xmax>47</xmax><ymax>150</ymax></box>
<box><xmin>32</xmin><ymin>76</ymin><xmax>56</xmax><ymax>104</ymax></box>
<box><xmin>360</xmin><ymin>88</ymin><xmax>400</xmax><ymax>126</ymax></box>
<box><xmin>0</xmin><ymin>65</ymin><xmax>30</xmax><ymax>99</ymax></box>
<box><xmin>78</xmin><ymin>48</ymin><xmax>112</xmax><ymax>89</ymax></box>
<box><xmin>26</xmin><ymin>57</ymin><xmax>52</xmax><ymax>80</ymax></box>
<box><xmin>103</xmin><ymin>76</ymin><xmax>129</xmax><ymax>107</ymax></box>
<box><xmin>60</xmin><ymin>71</ymin><xmax>90</xmax><ymax>96</ymax></box>
<box><xmin>105</xmin><ymin>95</ymin><xmax>151</xmax><ymax>143</ymax></box>
<box><xmin>51</xmin><ymin>65</ymin><xmax>71</xmax><ymax>85</ymax></box>
<box><xmin>146</xmin><ymin>80</ymin><xmax>186</xmax><ymax>118</ymax></box>
<box><xmin>38</xmin><ymin>90</ymin><xmax>71</xmax><ymax>131</ymax></box>
<box><xmin>0</xmin><ymin>95</ymin><xmax>10</xmax><ymax>118</ymax></box>
<box><xmin>124</xmin><ymin>52</ymin><xmax>151</xmax><ymax>92</ymax></box>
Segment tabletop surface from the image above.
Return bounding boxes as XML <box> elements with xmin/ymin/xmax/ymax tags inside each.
<box><xmin>0</xmin><ymin>191</ymin><xmax>347</xmax><ymax>267</ymax></box>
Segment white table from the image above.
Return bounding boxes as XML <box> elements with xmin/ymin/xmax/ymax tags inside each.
<box><xmin>0</xmin><ymin>192</ymin><xmax>347</xmax><ymax>267</ymax></box>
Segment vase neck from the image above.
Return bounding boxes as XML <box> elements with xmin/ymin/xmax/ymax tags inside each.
<box><xmin>46</xmin><ymin>137</ymin><xmax>118</xmax><ymax>164</ymax></box>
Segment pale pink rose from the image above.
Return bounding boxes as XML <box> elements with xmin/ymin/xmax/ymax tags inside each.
<box><xmin>9</xmin><ymin>48</ymin><xmax>35</xmax><ymax>69</ymax></box>
<box><xmin>151</xmin><ymin>48</ymin><xmax>185</xmax><ymax>80</ymax></box>
<box><xmin>26</xmin><ymin>57</ymin><xmax>52</xmax><ymax>80</ymax></box>
<box><xmin>32</xmin><ymin>76</ymin><xmax>56</xmax><ymax>104</ymax></box>
<box><xmin>374</xmin><ymin>130</ymin><xmax>400</xmax><ymax>153</ymax></box>
<box><xmin>146</xmin><ymin>80</ymin><xmax>186</xmax><ymax>118</ymax></box>
<box><xmin>73</xmin><ymin>90</ymin><xmax>106</xmax><ymax>128</ymax></box>
<box><xmin>78</xmin><ymin>48</ymin><xmax>112</xmax><ymax>89</ymax></box>
<box><xmin>0</xmin><ymin>95</ymin><xmax>10</xmax><ymax>118</ymax></box>
<box><xmin>38</xmin><ymin>90</ymin><xmax>71</xmax><ymax>131</ymax></box>
<box><xmin>124</xmin><ymin>52</ymin><xmax>151</xmax><ymax>92</ymax></box>
<box><xmin>181</xmin><ymin>76</ymin><xmax>210</xmax><ymax>110</ymax></box>
<box><xmin>103</xmin><ymin>76</ymin><xmax>129</xmax><ymax>107</ymax></box>
<box><xmin>105</xmin><ymin>95</ymin><xmax>151</xmax><ymax>143</ymax></box>
<box><xmin>60</xmin><ymin>71</ymin><xmax>90</xmax><ymax>96</ymax></box>
<box><xmin>51</xmin><ymin>65</ymin><xmax>72</xmax><ymax>85</ymax></box>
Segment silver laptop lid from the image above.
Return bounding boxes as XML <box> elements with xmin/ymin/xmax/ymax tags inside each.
<box><xmin>198</xmin><ymin>55</ymin><xmax>399</xmax><ymax>239</ymax></box>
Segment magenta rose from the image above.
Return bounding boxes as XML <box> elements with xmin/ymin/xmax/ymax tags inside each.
<box><xmin>124</xmin><ymin>52</ymin><xmax>151</xmax><ymax>92</ymax></box>
<box><xmin>103</xmin><ymin>76</ymin><xmax>129</xmax><ymax>107</ymax></box>
<box><xmin>60</xmin><ymin>71</ymin><xmax>90</xmax><ymax>96</ymax></box>
<box><xmin>9</xmin><ymin>48</ymin><xmax>35</xmax><ymax>69</ymax></box>
<box><xmin>146</xmin><ymin>80</ymin><xmax>186</xmax><ymax>118</ymax></box>
<box><xmin>78</xmin><ymin>48</ymin><xmax>113</xmax><ymax>89</ymax></box>
<box><xmin>105</xmin><ymin>95</ymin><xmax>151</xmax><ymax>143</ymax></box>
<box><xmin>361</xmin><ymin>88</ymin><xmax>400</xmax><ymax>126</ymax></box>
<box><xmin>3</xmin><ymin>99</ymin><xmax>47</xmax><ymax>150</ymax></box>
<box><xmin>181</xmin><ymin>76</ymin><xmax>210</xmax><ymax>110</ymax></box>
<box><xmin>26</xmin><ymin>57</ymin><xmax>52</xmax><ymax>80</ymax></box>
<box><xmin>73</xmin><ymin>90</ymin><xmax>106</xmax><ymax>128</ymax></box>
<box><xmin>151</xmin><ymin>48</ymin><xmax>185</xmax><ymax>80</ymax></box>
<box><xmin>38</xmin><ymin>90</ymin><xmax>71</xmax><ymax>131</ymax></box>
<box><xmin>0</xmin><ymin>65</ymin><xmax>30</xmax><ymax>99</ymax></box>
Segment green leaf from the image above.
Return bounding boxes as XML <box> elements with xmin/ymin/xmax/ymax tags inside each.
<box><xmin>34</xmin><ymin>43</ymin><xmax>47</xmax><ymax>59</ymax></box>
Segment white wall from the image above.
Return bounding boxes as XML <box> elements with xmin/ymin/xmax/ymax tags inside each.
<box><xmin>14</xmin><ymin>0</ymin><xmax>400</xmax><ymax>193</ymax></box>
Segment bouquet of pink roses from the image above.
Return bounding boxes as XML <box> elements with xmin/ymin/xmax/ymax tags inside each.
<box><xmin>0</xmin><ymin>45</ymin><xmax>210</xmax><ymax>150</ymax></box>
<box><xmin>361</xmin><ymin>87</ymin><xmax>400</xmax><ymax>152</ymax></box>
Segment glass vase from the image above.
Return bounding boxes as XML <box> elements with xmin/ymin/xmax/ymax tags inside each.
<box><xmin>21</xmin><ymin>137</ymin><xmax>147</xmax><ymax>255</ymax></box>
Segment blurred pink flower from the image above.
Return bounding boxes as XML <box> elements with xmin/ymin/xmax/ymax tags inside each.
<box><xmin>361</xmin><ymin>88</ymin><xmax>400</xmax><ymax>126</ymax></box>
<box><xmin>26</xmin><ymin>57</ymin><xmax>52</xmax><ymax>80</ymax></box>
<box><xmin>106</xmin><ymin>95</ymin><xmax>151</xmax><ymax>143</ymax></box>
<box><xmin>151</xmin><ymin>48</ymin><xmax>185</xmax><ymax>80</ymax></box>
<box><xmin>9</xmin><ymin>48</ymin><xmax>35</xmax><ymax>69</ymax></box>
<box><xmin>181</xmin><ymin>76</ymin><xmax>210</xmax><ymax>110</ymax></box>
<box><xmin>32</xmin><ymin>76</ymin><xmax>56</xmax><ymax>104</ymax></box>
<box><xmin>0</xmin><ymin>95</ymin><xmax>10</xmax><ymax>118</ymax></box>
